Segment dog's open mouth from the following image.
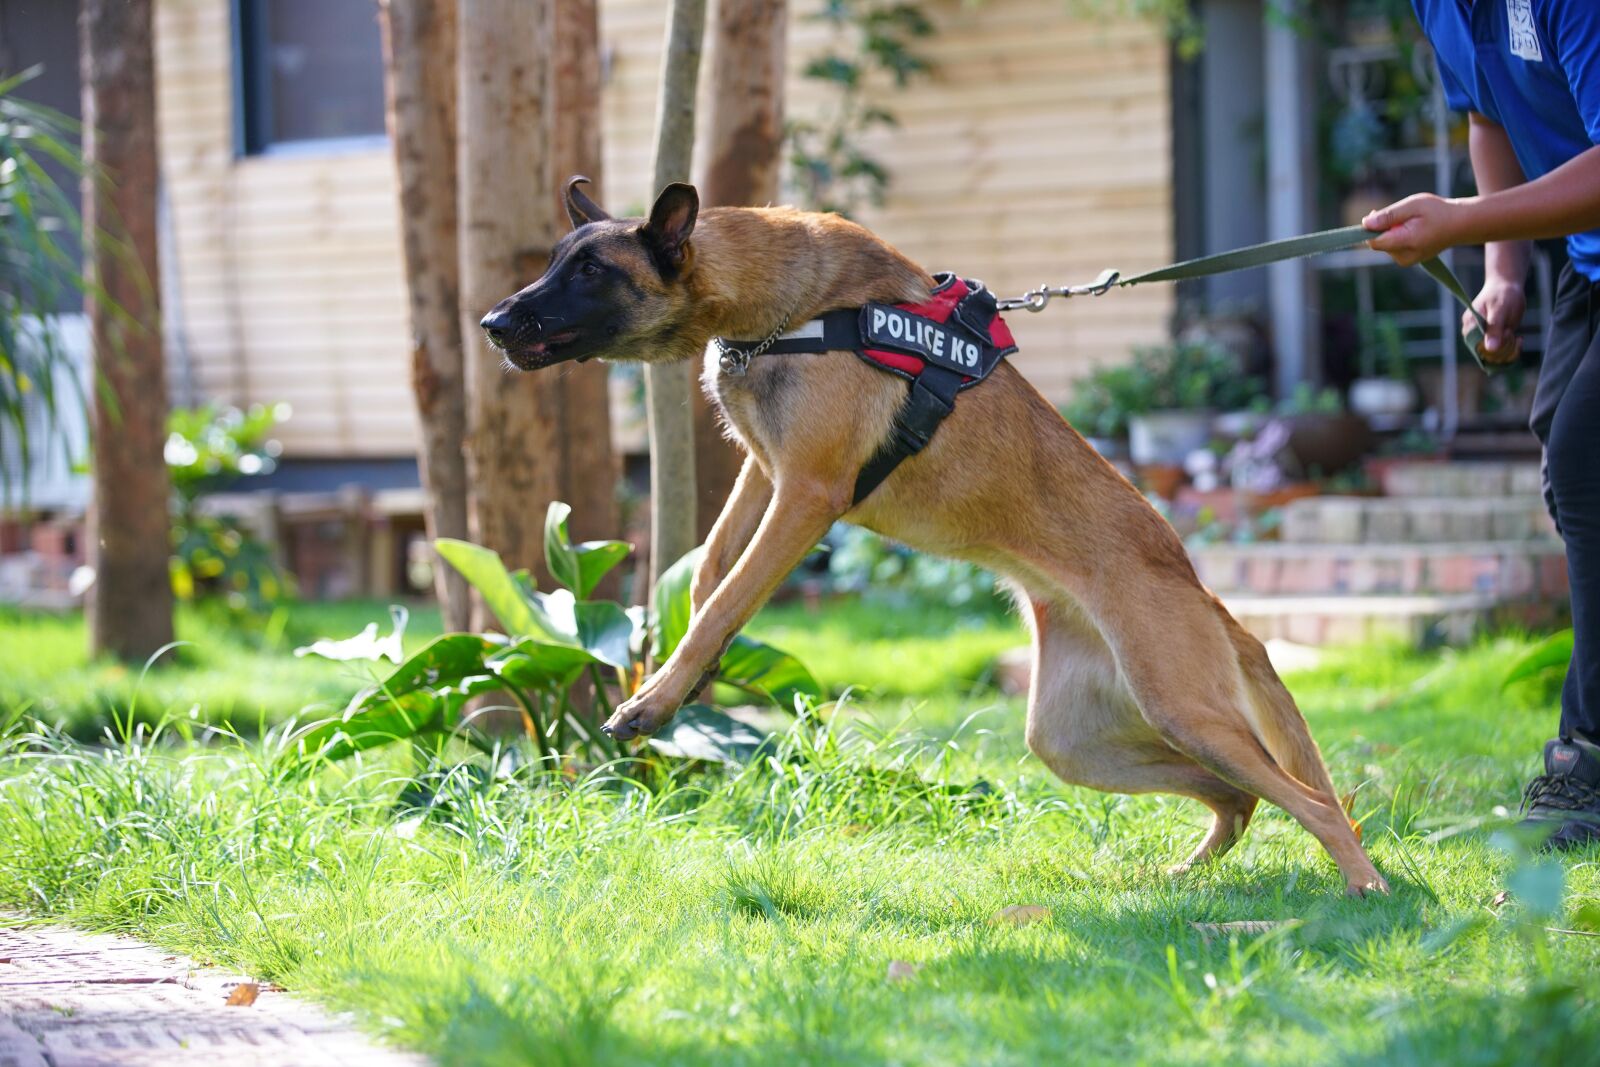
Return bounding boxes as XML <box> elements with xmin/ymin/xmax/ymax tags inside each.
<box><xmin>506</xmin><ymin>329</ymin><xmax>583</xmax><ymax>369</ymax></box>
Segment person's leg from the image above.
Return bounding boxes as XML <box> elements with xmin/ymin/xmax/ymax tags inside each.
<box><xmin>1545</xmin><ymin>279</ymin><xmax>1600</xmax><ymax>743</ymax></box>
<box><xmin>1521</xmin><ymin>267</ymin><xmax>1600</xmax><ymax>847</ymax></box>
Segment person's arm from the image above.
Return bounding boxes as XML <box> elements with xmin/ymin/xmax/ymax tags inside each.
<box><xmin>1454</xmin><ymin>113</ymin><xmax>1532</xmax><ymax>361</ymax></box>
<box><xmin>1362</xmin><ymin>123</ymin><xmax>1600</xmax><ymax>364</ymax></box>
<box><xmin>1362</xmin><ymin>144</ymin><xmax>1600</xmax><ymax>261</ymax></box>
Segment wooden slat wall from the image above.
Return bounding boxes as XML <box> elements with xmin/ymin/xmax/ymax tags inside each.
<box><xmin>154</xmin><ymin>0</ymin><xmax>1171</xmax><ymax>458</ymax></box>
<box><xmin>155</xmin><ymin>0</ymin><xmax>415</xmax><ymax>457</ymax></box>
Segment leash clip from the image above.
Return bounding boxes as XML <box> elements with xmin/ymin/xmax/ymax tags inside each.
<box><xmin>998</xmin><ymin>269</ymin><xmax>1121</xmax><ymax>313</ymax></box>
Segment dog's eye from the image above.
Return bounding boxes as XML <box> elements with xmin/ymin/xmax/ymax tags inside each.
<box><xmin>580</xmin><ymin>261</ymin><xmax>603</xmax><ymax>277</ymax></box>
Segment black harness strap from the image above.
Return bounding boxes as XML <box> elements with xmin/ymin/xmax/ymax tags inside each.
<box><xmin>851</xmin><ymin>365</ymin><xmax>962</xmax><ymax>504</ymax></box>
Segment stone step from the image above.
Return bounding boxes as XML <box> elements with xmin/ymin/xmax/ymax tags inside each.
<box><xmin>1377</xmin><ymin>460</ymin><xmax>1543</xmax><ymax>498</ymax></box>
<box><xmin>1280</xmin><ymin>495</ymin><xmax>1557</xmax><ymax>545</ymax></box>
<box><xmin>1191</xmin><ymin>540</ymin><xmax>1568</xmax><ymax>599</ymax></box>
<box><xmin>1221</xmin><ymin>593</ymin><xmax>1566</xmax><ymax>647</ymax></box>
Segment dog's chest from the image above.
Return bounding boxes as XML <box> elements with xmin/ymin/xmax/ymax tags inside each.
<box><xmin>701</xmin><ymin>346</ymin><xmax>805</xmax><ymax>457</ymax></box>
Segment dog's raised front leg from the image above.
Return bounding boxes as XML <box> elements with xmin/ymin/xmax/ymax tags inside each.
<box><xmin>605</xmin><ymin>477</ymin><xmax>842</xmax><ymax>739</ymax></box>
<box><xmin>691</xmin><ymin>455</ymin><xmax>773</xmax><ymax>615</ymax></box>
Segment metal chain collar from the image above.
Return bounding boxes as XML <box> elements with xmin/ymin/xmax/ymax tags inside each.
<box><xmin>994</xmin><ymin>268</ymin><xmax>1121</xmax><ymax>313</ymax></box>
<box><xmin>713</xmin><ymin>311</ymin><xmax>793</xmax><ymax>376</ymax></box>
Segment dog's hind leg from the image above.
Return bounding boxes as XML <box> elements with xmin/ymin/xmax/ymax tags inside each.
<box><xmin>1022</xmin><ymin>595</ymin><xmax>1259</xmax><ymax>873</ymax></box>
<box><xmin>1107</xmin><ymin>596</ymin><xmax>1387</xmax><ymax>896</ymax></box>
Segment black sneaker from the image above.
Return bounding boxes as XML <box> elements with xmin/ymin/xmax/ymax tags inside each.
<box><xmin>1519</xmin><ymin>737</ymin><xmax>1600</xmax><ymax>850</ymax></box>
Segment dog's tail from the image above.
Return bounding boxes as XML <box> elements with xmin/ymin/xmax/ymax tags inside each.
<box><xmin>1228</xmin><ymin>623</ymin><xmax>1340</xmax><ymax>798</ymax></box>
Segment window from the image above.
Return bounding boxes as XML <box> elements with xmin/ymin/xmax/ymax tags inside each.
<box><xmin>234</xmin><ymin>0</ymin><xmax>386</xmax><ymax>155</ymax></box>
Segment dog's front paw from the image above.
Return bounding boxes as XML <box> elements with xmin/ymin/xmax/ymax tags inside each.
<box><xmin>602</xmin><ymin>692</ymin><xmax>681</xmax><ymax>741</ymax></box>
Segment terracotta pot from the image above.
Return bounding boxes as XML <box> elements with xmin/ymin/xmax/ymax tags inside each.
<box><xmin>1283</xmin><ymin>413</ymin><xmax>1374</xmax><ymax>474</ymax></box>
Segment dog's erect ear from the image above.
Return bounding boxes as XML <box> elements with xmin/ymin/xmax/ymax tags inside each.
<box><xmin>641</xmin><ymin>182</ymin><xmax>699</xmax><ymax>272</ymax></box>
<box><xmin>564</xmin><ymin>175</ymin><xmax>610</xmax><ymax>228</ymax></box>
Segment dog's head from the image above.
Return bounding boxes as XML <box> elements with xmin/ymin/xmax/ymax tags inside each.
<box><xmin>479</xmin><ymin>177</ymin><xmax>700</xmax><ymax>370</ymax></box>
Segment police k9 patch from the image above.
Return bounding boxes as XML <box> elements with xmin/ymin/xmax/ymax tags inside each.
<box><xmin>860</xmin><ymin>303</ymin><xmax>997</xmax><ymax>378</ymax></box>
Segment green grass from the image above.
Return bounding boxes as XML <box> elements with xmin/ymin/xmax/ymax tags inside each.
<box><xmin>0</xmin><ymin>600</ymin><xmax>443</xmax><ymax>738</ymax></box>
<box><xmin>2</xmin><ymin>601</ymin><xmax>1599</xmax><ymax>1065</ymax></box>
<box><xmin>0</xmin><ymin>595</ymin><xmax>1011</xmax><ymax>739</ymax></box>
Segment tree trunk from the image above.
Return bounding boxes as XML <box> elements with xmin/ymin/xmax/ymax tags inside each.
<box><xmin>457</xmin><ymin>0</ymin><xmax>563</xmax><ymax>601</ymax></box>
<box><xmin>379</xmin><ymin>0</ymin><xmax>471</xmax><ymax>631</ymax></box>
<box><xmin>694</xmin><ymin>0</ymin><xmax>788</xmax><ymax>539</ymax></box>
<box><xmin>80</xmin><ymin>0</ymin><xmax>175</xmax><ymax>662</ymax></box>
<box><xmin>644</xmin><ymin>0</ymin><xmax>708</xmax><ymax>593</ymax></box>
<box><xmin>549</xmin><ymin>0</ymin><xmax>620</xmax><ymax>558</ymax></box>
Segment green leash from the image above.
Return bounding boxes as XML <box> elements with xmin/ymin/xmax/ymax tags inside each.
<box><xmin>998</xmin><ymin>224</ymin><xmax>1498</xmax><ymax>373</ymax></box>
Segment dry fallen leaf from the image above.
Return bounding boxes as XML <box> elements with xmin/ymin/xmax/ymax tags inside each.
<box><xmin>1340</xmin><ymin>790</ymin><xmax>1364</xmax><ymax>842</ymax></box>
<box><xmin>225</xmin><ymin>982</ymin><xmax>260</xmax><ymax>1007</ymax></box>
<box><xmin>1189</xmin><ymin>920</ymin><xmax>1299</xmax><ymax>945</ymax></box>
<box><xmin>990</xmin><ymin>904</ymin><xmax>1051</xmax><ymax>927</ymax></box>
<box><xmin>885</xmin><ymin>960</ymin><xmax>919</xmax><ymax>984</ymax></box>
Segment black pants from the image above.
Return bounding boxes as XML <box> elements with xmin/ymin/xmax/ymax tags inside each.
<box><xmin>1534</xmin><ymin>263</ymin><xmax>1600</xmax><ymax>743</ymax></box>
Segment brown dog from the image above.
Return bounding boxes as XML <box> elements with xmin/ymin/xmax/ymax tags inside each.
<box><xmin>480</xmin><ymin>177</ymin><xmax>1388</xmax><ymax>895</ymax></box>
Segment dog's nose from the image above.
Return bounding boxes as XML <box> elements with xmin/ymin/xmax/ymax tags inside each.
<box><xmin>480</xmin><ymin>308</ymin><xmax>514</xmax><ymax>348</ymax></box>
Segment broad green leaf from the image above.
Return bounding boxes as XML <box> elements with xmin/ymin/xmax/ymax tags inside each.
<box><xmin>533</xmin><ymin>589</ymin><xmax>636</xmax><ymax>670</ymax></box>
<box><xmin>646</xmin><ymin>704</ymin><xmax>770</xmax><ymax>764</ymax></box>
<box><xmin>1508</xmin><ymin>858</ymin><xmax>1566</xmax><ymax>920</ymax></box>
<box><xmin>544</xmin><ymin>501</ymin><xmax>632</xmax><ymax>598</ymax></box>
<box><xmin>294</xmin><ymin>605</ymin><xmax>408</xmax><ymax>664</ymax></box>
<box><xmin>1503</xmin><ymin>629</ymin><xmax>1574</xmax><ymax>690</ymax></box>
<box><xmin>293</xmin><ymin>633</ymin><xmax>502</xmax><ymax>760</ymax></box>
<box><xmin>717</xmin><ymin>634</ymin><xmax>824</xmax><ymax>709</ymax></box>
<box><xmin>653</xmin><ymin>544</ymin><xmax>706</xmax><ymax>659</ymax></box>
<box><xmin>381</xmin><ymin>633</ymin><xmax>506</xmax><ymax>692</ymax></box>
<box><xmin>489</xmin><ymin>640</ymin><xmax>596</xmax><ymax>689</ymax></box>
<box><xmin>436</xmin><ymin>539</ymin><xmax>543</xmax><ymax>638</ymax></box>
<box><xmin>297</xmin><ymin>688</ymin><xmax>447</xmax><ymax>762</ymax></box>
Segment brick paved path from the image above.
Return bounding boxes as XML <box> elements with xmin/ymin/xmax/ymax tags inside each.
<box><xmin>0</xmin><ymin>919</ymin><xmax>429</xmax><ymax>1066</ymax></box>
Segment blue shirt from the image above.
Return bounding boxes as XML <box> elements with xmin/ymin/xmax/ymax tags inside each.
<box><xmin>1413</xmin><ymin>0</ymin><xmax>1600</xmax><ymax>280</ymax></box>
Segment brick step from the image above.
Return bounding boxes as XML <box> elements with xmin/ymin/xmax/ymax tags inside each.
<box><xmin>1221</xmin><ymin>593</ymin><xmax>1566</xmax><ymax>647</ymax></box>
<box><xmin>1378</xmin><ymin>460</ymin><xmax>1543</xmax><ymax>498</ymax></box>
<box><xmin>1280</xmin><ymin>495</ymin><xmax>1557</xmax><ymax>545</ymax></box>
<box><xmin>1192</xmin><ymin>540</ymin><xmax>1568</xmax><ymax>599</ymax></box>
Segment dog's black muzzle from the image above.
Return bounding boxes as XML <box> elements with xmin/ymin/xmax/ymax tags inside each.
<box><xmin>480</xmin><ymin>296</ymin><xmax>588</xmax><ymax>370</ymax></box>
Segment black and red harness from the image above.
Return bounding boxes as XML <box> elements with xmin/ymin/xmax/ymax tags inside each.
<box><xmin>714</xmin><ymin>273</ymin><xmax>1018</xmax><ymax>505</ymax></box>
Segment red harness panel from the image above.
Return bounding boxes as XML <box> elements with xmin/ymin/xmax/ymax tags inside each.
<box><xmin>859</xmin><ymin>275</ymin><xmax>1018</xmax><ymax>384</ymax></box>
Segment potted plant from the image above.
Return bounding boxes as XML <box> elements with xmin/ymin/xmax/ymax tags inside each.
<box><xmin>1064</xmin><ymin>342</ymin><xmax>1267</xmax><ymax>467</ymax></box>
<box><xmin>1349</xmin><ymin>314</ymin><xmax>1416</xmax><ymax>424</ymax></box>
<box><xmin>1124</xmin><ymin>342</ymin><xmax>1264</xmax><ymax>466</ymax></box>
<box><xmin>1277</xmin><ymin>383</ymin><xmax>1375</xmax><ymax>474</ymax></box>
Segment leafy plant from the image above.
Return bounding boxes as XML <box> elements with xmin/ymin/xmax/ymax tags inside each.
<box><xmin>1063</xmin><ymin>342</ymin><xmax>1266</xmax><ymax>437</ymax></box>
<box><xmin>1504</xmin><ymin>629</ymin><xmax>1574</xmax><ymax>691</ymax></box>
<box><xmin>166</xmin><ymin>403</ymin><xmax>291</xmax><ymax>612</ymax></box>
<box><xmin>0</xmin><ymin>69</ymin><xmax>92</xmax><ymax>503</ymax></box>
<box><xmin>821</xmin><ymin>524</ymin><xmax>1004</xmax><ymax>613</ymax></box>
<box><xmin>1276</xmin><ymin>382</ymin><xmax>1345</xmax><ymax>416</ymax></box>
<box><xmin>1358</xmin><ymin>314</ymin><xmax>1409</xmax><ymax>381</ymax></box>
<box><xmin>289</xmin><ymin>502</ymin><xmax>823</xmax><ymax>769</ymax></box>
<box><xmin>786</xmin><ymin>1</ymin><xmax>934</xmax><ymax>215</ymax></box>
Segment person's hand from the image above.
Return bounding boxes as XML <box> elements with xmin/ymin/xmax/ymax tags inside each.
<box><xmin>1468</xmin><ymin>277</ymin><xmax>1526</xmax><ymax>365</ymax></box>
<box><xmin>1362</xmin><ymin>193</ymin><xmax>1471</xmax><ymax>267</ymax></box>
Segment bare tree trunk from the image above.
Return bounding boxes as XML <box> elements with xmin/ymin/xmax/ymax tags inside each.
<box><xmin>81</xmin><ymin>0</ymin><xmax>174</xmax><ymax>662</ymax></box>
<box><xmin>457</xmin><ymin>0</ymin><xmax>563</xmax><ymax>599</ymax></box>
<box><xmin>644</xmin><ymin>0</ymin><xmax>707</xmax><ymax>592</ymax></box>
<box><xmin>694</xmin><ymin>0</ymin><xmax>787</xmax><ymax>538</ymax></box>
<box><xmin>379</xmin><ymin>0</ymin><xmax>470</xmax><ymax>631</ymax></box>
<box><xmin>549</xmin><ymin>0</ymin><xmax>620</xmax><ymax>556</ymax></box>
